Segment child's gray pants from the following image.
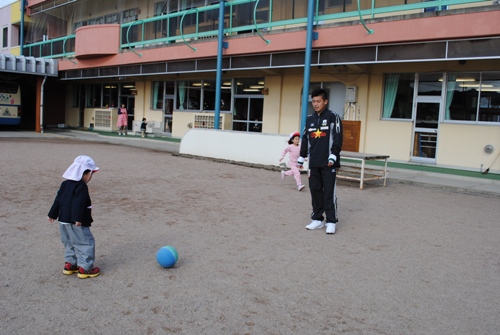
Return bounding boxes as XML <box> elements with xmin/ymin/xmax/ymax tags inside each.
<box><xmin>59</xmin><ymin>223</ymin><xmax>96</xmax><ymax>271</ymax></box>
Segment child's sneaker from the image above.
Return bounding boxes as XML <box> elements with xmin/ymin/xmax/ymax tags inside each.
<box><xmin>63</xmin><ymin>262</ymin><xmax>79</xmax><ymax>275</ymax></box>
<box><xmin>77</xmin><ymin>267</ymin><xmax>100</xmax><ymax>279</ymax></box>
<box><xmin>298</xmin><ymin>184</ymin><xmax>305</xmax><ymax>191</ymax></box>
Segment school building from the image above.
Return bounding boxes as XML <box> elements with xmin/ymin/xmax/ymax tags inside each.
<box><xmin>1</xmin><ymin>0</ymin><xmax>500</xmax><ymax>174</ymax></box>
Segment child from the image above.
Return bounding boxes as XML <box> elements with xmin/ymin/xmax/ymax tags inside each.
<box><xmin>279</xmin><ymin>131</ymin><xmax>306</xmax><ymax>191</ymax></box>
<box><xmin>47</xmin><ymin>155</ymin><xmax>101</xmax><ymax>279</ymax></box>
<box><xmin>140</xmin><ymin>118</ymin><xmax>148</xmax><ymax>138</ymax></box>
<box><xmin>117</xmin><ymin>104</ymin><xmax>128</xmax><ymax>135</ymax></box>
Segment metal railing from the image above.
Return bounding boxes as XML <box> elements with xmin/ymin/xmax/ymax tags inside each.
<box><xmin>22</xmin><ymin>0</ymin><xmax>492</xmax><ymax>59</ymax></box>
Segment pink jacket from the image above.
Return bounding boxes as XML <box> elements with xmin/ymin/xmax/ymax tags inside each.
<box><xmin>117</xmin><ymin>108</ymin><xmax>128</xmax><ymax>127</ymax></box>
<box><xmin>281</xmin><ymin>144</ymin><xmax>300</xmax><ymax>166</ymax></box>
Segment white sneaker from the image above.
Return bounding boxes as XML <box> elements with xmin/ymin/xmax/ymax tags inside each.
<box><xmin>281</xmin><ymin>171</ymin><xmax>285</xmax><ymax>180</ymax></box>
<box><xmin>326</xmin><ymin>222</ymin><xmax>336</xmax><ymax>234</ymax></box>
<box><xmin>306</xmin><ymin>220</ymin><xmax>324</xmax><ymax>230</ymax></box>
<box><xmin>298</xmin><ymin>185</ymin><xmax>305</xmax><ymax>191</ymax></box>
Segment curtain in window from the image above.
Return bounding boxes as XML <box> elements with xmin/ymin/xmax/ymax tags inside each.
<box><xmin>153</xmin><ymin>82</ymin><xmax>160</xmax><ymax>109</ymax></box>
<box><xmin>445</xmin><ymin>73</ymin><xmax>456</xmax><ymax>120</ymax></box>
<box><xmin>382</xmin><ymin>74</ymin><xmax>399</xmax><ymax>118</ymax></box>
<box><xmin>178</xmin><ymin>81</ymin><xmax>186</xmax><ymax>110</ymax></box>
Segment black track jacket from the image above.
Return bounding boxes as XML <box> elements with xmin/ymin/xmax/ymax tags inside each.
<box><xmin>299</xmin><ymin>109</ymin><xmax>343</xmax><ymax>168</ymax></box>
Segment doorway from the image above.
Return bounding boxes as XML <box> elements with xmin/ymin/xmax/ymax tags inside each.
<box><xmin>411</xmin><ymin>96</ymin><xmax>441</xmax><ymax>163</ymax></box>
<box><xmin>164</xmin><ymin>95</ymin><xmax>174</xmax><ymax>133</ymax></box>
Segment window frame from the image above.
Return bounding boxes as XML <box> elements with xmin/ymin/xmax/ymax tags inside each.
<box><xmin>2</xmin><ymin>26</ymin><xmax>8</xmax><ymax>48</ymax></box>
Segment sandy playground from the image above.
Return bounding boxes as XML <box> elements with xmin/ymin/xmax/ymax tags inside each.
<box><xmin>0</xmin><ymin>137</ymin><xmax>499</xmax><ymax>335</ymax></box>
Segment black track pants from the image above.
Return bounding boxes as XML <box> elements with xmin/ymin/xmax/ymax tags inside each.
<box><xmin>308</xmin><ymin>166</ymin><xmax>338</xmax><ymax>223</ymax></box>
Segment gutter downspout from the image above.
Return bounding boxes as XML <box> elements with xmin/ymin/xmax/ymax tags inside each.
<box><xmin>40</xmin><ymin>76</ymin><xmax>46</xmax><ymax>133</ymax></box>
<box><xmin>20</xmin><ymin>0</ymin><xmax>25</xmax><ymax>56</ymax></box>
<box><xmin>300</xmin><ymin>0</ymin><xmax>316</xmax><ymax>132</ymax></box>
<box><xmin>214</xmin><ymin>0</ymin><xmax>226</xmax><ymax>130</ymax></box>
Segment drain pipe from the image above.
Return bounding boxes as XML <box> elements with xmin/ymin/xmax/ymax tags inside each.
<box><xmin>40</xmin><ymin>76</ymin><xmax>47</xmax><ymax>133</ymax></box>
<box><xmin>300</xmin><ymin>0</ymin><xmax>316</xmax><ymax>132</ymax></box>
<box><xmin>214</xmin><ymin>0</ymin><xmax>226</xmax><ymax>130</ymax></box>
<box><xmin>20</xmin><ymin>0</ymin><xmax>25</xmax><ymax>55</ymax></box>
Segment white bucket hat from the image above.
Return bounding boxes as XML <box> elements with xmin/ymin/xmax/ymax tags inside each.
<box><xmin>62</xmin><ymin>155</ymin><xmax>99</xmax><ymax>181</ymax></box>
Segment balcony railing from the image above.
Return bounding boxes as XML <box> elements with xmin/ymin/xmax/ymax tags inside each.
<box><xmin>22</xmin><ymin>0</ymin><xmax>492</xmax><ymax>59</ymax></box>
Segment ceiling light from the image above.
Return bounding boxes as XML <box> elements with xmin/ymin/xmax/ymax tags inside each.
<box><xmin>479</xmin><ymin>88</ymin><xmax>500</xmax><ymax>92</ymax></box>
<box><xmin>440</xmin><ymin>78</ymin><xmax>476</xmax><ymax>82</ymax></box>
<box><xmin>192</xmin><ymin>82</ymin><xmax>209</xmax><ymax>87</ymax></box>
<box><xmin>459</xmin><ymin>84</ymin><xmax>493</xmax><ymax>88</ymax></box>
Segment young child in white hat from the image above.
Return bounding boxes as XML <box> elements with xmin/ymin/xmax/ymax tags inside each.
<box><xmin>48</xmin><ymin>155</ymin><xmax>101</xmax><ymax>279</ymax></box>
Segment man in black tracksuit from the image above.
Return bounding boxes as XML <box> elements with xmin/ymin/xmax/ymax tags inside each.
<box><xmin>298</xmin><ymin>88</ymin><xmax>343</xmax><ymax>234</ymax></box>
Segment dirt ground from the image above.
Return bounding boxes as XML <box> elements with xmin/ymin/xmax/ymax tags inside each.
<box><xmin>1</xmin><ymin>138</ymin><xmax>499</xmax><ymax>335</ymax></box>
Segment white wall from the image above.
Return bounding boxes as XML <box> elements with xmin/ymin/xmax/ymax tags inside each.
<box><xmin>180</xmin><ymin>128</ymin><xmax>308</xmax><ymax>169</ymax></box>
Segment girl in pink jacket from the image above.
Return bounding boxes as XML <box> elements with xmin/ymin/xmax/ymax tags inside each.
<box><xmin>279</xmin><ymin>132</ymin><xmax>305</xmax><ymax>191</ymax></box>
<box><xmin>117</xmin><ymin>104</ymin><xmax>128</xmax><ymax>135</ymax></box>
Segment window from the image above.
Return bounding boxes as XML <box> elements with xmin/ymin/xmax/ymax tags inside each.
<box><xmin>103</xmin><ymin>84</ymin><xmax>118</xmax><ymax>108</ymax></box>
<box><xmin>74</xmin><ymin>12</ymin><xmax>121</xmax><ymax>33</ymax></box>
<box><xmin>233</xmin><ymin>78</ymin><xmax>265</xmax><ymax>132</ymax></box>
<box><xmin>327</xmin><ymin>0</ymin><xmax>352</xmax><ymax>7</ymax></box>
<box><xmin>2</xmin><ymin>27</ymin><xmax>8</xmax><ymax>48</ymax></box>
<box><xmin>418</xmin><ymin>73</ymin><xmax>443</xmax><ymax>96</ymax></box>
<box><xmin>152</xmin><ymin>81</ymin><xmax>164</xmax><ymax>109</ymax></box>
<box><xmin>446</xmin><ymin>72</ymin><xmax>500</xmax><ymax>123</ymax></box>
<box><xmin>203</xmin><ymin>79</ymin><xmax>231</xmax><ymax>111</ymax></box>
<box><xmin>382</xmin><ymin>73</ymin><xmax>415</xmax><ymax>119</ymax></box>
<box><xmin>84</xmin><ymin>85</ymin><xmax>92</xmax><ymax>107</ymax></box>
<box><xmin>177</xmin><ymin>81</ymin><xmax>201</xmax><ymax>110</ymax></box>
<box><xmin>318</xmin><ymin>0</ymin><xmax>353</xmax><ymax>13</ymax></box>
<box><xmin>235</xmin><ymin>78</ymin><xmax>266</xmax><ymax>95</ymax></box>
<box><xmin>80</xmin><ymin>84</ymin><xmax>118</xmax><ymax>108</ymax></box>
<box><xmin>121</xmin><ymin>83</ymin><xmax>136</xmax><ymax>96</ymax></box>
<box><xmin>233</xmin><ymin>97</ymin><xmax>263</xmax><ymax>132</ymax></box>
<box><xmin>72</xmin><ymin>85</ymin><xmax>81</xmax><ymax>107</ymax></box>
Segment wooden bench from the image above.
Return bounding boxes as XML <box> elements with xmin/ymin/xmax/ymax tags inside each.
<box><xmin>338</xmin><ymin>151</ymin><xmax>390</xmax><ymax>190</ymax></box>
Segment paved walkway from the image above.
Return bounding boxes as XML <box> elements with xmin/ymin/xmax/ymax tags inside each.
<box><xmin>1</xmin><ymin>128</ymin><xmax>499</xmax><ymax>197</ymax></box>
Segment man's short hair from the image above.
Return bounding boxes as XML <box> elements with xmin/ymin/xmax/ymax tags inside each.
<box><xmin>311</xmin><ymin>88</ymin><xmax>328</xmax><ymax>101</ymax></box>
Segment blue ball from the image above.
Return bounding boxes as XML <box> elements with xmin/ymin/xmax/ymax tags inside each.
<box><xmin>156</xmin><ymin>246</ymin><xmax>178</xmax><ymax>268</ymax></box>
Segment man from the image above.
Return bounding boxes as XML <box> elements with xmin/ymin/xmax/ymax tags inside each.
<box><xmin>298</xmin><ymin>88</ymin><xmax>343</xmax><ymax>234</ymax></box>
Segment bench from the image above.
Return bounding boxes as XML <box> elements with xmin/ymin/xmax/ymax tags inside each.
<box><xmin>338</xmin><ymin>151</ymin><xmax>390</xmax><ymax>190</ymax></box>
<box><xmin>132</xmin><ymin>120</ymin><xmax>164</xmax><ymax>138</ymax></box>
<box><xmin>133</xmin><ymin>130</ymin><xmax>162</xmax><ymax>138</ymax></box>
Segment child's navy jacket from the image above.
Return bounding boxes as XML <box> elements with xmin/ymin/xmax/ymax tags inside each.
<box><xmin>48</xmin><ymin>180</ymin><xmax>93</xmax><ymax>226</ymax></box>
